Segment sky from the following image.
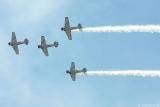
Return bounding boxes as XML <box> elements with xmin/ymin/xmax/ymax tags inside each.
<box><xmin>0</xmin><ymin>0</ymin><xmax>160</xmax><ymax>107</ymax></box>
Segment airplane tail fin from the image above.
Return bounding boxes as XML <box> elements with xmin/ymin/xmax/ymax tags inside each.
<box><xmin>82</xmin><ymin>68</ymin><xmax>87</xmax><ymax>73</ymax></box>
<box><xmin>24</xmin><ymin>38</ymin><xmax>29</xmax><ymax>45</ymax></box>
<box><xmin>53</xmin><ymin>41</ymin><xmax>59</xmax><ymax>48</ymax></box>
<box><xmin>78</xmin><ymin>23</ymin><xmax>82</xmax><ymax>29</ymax></box>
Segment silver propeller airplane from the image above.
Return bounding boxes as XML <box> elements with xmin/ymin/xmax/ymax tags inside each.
<box><xmin>66</xmin><ymin>62</ymin><xmax>87</xmax><ymax>81</ymax></box>
<box><xmin>61</xmin><ymin>17</ymin><xmax>82</xmax><ymax>40</ymax></box>
<box><xmin>8</xmin><ymin>32</ymin><xmax>29</xmax><ymax>55</ymax></box>
<box><xmin>38</xmin><ymin>36</ymin><xmax>59</xmax><ymax>56</ymax></box>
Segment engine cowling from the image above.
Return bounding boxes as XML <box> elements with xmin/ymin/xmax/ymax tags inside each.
<box><xmin>38</xmin><ymin>45</ymin><xmax>41</xmax><ymax>48</ymax></box>
<box><xmin>8</xmin><ymin>42</ymin><xmax>11</xmax><ymax>46</ymax></box>
<box><xmin>66</xmin><ymin>70</ymin><xmax>70</xmax><ymax>74</ymax></box>
<box><xmin>61</xmin><ymin>27</ymin><xmax>64</xmax><ymax>31</ymax></box>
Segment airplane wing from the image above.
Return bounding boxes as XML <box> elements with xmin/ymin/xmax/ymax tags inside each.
<box><xmin>65</xmin><ymin>17</ymin><xmax>70</xmax><ymax>29</ymax></box>
<box><xmin>65</xmin><ymin>30</ymin><xmax>72</xmax><ymax>40</ymax></box>
<box><xmin>12</xmin><ymin>45</ymin><xmax>19</xmax><ymax>55</ymax></box>
<box><xmin>11</xmin><ymin>32</ymin><xmax>17</xmax><ymax>44</ymax></box>
<box><xmin>11</xmin><ymin>32</ymin><xmax>19</xmax><ymax>55</ymax></box>
<box><xmin>41</xmin><ymin>36</ymin><xmax>49</xmax><ymax>56</ymax></box>
<box><xmin>71</xmin><ymin>62</ymin><xmax>75</xmax><ymax>71</ymax></box>
<box><xmin>42</xmin><ymin>48</ymin><xmax>49</xmax><ymax>56</ymax></box>
<box><xmin>70</xmin><ymin>62</ymin><xmax>76</xmax><ymax>81</ymax></box>
<box><xmin>71</xmin><ymin>73</ymin><xmax>76</xmax><ymax>81</ymax></box>
<box><xmin>65</xmin><ymin>17</ymin><xmax>72</xmax><ymax>40</ymax></box>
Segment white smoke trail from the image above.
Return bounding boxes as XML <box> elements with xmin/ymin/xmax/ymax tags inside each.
<box><xmin>78</xmin><ymin>70</ymin><xmax>160</xmax><ymax>78</ymax></box>
<box><xmin>73</xmin><ymin>25</ymin><xmax>160</xmax><ymax>33</ymax></box>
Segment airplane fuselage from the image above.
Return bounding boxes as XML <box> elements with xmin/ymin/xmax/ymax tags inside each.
<box><xmin>38</xmin><ymin>43</ymin><xmax>58</xmax><ymax>49</ymax></box>
<box><xmin>8</xmin><ymin>41</ymin><xmax>25</xmax><ymax>46</ymax></box>
<box><xmin>70</xmin><ymin>27</ymin><xmax>78</xmax><ymax>30</ymax></box>
<box><xmin>47</xmin><ymin>44</ymin><xmax>54</xmax><ymax>48</ymax></box>
<box><xmin>61</xmin><ymin>27</ymin><xmax>79</xmax><ymax>32</ymax></box>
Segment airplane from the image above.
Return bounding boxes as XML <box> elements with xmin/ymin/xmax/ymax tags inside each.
<box><xmin>61</xmin><ymin>17</ymin><xmax>82</xmax><ymax>40</ymax></box>
<box><xmin>38</xmin><ymin>36</ymin><xmax>59</xmax><ymax>56</ymax></box>
<box><xmin>8</xmin><ymin>32</ymin><xmax>29</xmax><ymax>55</ymax></box>
<box><xmin>66</xmin><ymin>62</ymin><xmax>87</xmax><ymax>81</ymax></box>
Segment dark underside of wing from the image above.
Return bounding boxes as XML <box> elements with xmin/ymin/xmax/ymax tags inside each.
<box><xmin>42</xmin><ymin>47</ymin><xmax>49</xmax><ymax>56</ymax></box>
<box><xmin>12</xmin><ymin>45</ymin><xmax>19</xmax><ymax>55</ymax></box>
<box><xmin>65</xmin><ymin>31</ymin><xmax>72</xmax><ymax>40</ymax></box>
<box><xmin>71</xmin><ymin>74</ymin><xmax>76</xmax><ymax>81</ymax></box>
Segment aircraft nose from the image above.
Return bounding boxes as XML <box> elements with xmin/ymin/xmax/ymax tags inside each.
<box><xmin>38</xmin><ymin>45</ymin><xmax>41</xmax><ymax>48</ymax></box>
<box><xmin>61</xmin><ymin>27</ymin><xmax>64</xmax><ymax>31</ymax></box>
<box><xmin>8</xmin><ymin>42</ymin><xmax>11</xmax><ymax>45</ymax></box>
<box><xmin>66</xmin><ymin>70</ymin><xmax>70</xmax><ymax>74</ymax></box>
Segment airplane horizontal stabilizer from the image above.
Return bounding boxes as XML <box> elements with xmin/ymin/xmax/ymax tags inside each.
<box><xmin>24</xmin><ymin>38</ymin><xmax>29</xmax><ymax>45</ymax></box>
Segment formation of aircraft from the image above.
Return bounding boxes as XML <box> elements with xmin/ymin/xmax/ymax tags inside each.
<box><xmin>61</xmin><ymin>17</ymin><xmax>82</xmax><ymax>40</ymax></box>
<box><xmin>8</xmin><ymin>34</ymin><xmax>59</xmax><ymax>56</ymax></box>
<box><xmin>8</xmin><ymin>32</ymin><xmax>29</xmax><ymax>55</ymax></box>
<box><xmin>8</xmin><ymin>17</ymin><xmax>82</xmax><ymax>55</ymax></box>
<box><xmin>7</xmin><ymin>17</ymin><xmax>86</xmax><ymax>81</ymax></box>
<box><xmin>61</xmin><ymin>17</ymin><xmax>86</xmax><ymax>81</ymax></box>
<box><xmin>38</xmin><ymin>36</ymin><xmax>59</xmax><ymax>56</ymax></box>
<box><xmin>66</xmin><ymin>62</ymin><xmax>87</xmax><ymax>81</ymax></box>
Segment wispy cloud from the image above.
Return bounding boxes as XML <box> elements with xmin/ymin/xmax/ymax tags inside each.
<box><xmin>4</xmin><ymin>0</ymin><xmax>67</xmax><ymax>24</ymax></box>
<box><xmin>0</xmin><ymin>0</ymin><xmax>77</xmax><ymax>106</ymax></box>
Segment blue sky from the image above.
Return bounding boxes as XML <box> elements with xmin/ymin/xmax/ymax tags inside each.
<box><xmin>0</xmin><ymin>0</ymin><xmax>160</xmax><ymax>107</ymax></box>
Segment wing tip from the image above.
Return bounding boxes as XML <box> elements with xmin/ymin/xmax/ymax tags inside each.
<box><xmin>45</xmin><ymin>53</ymin><xmax>49</xmax><ymax>57</ymax></box>
<box><xmin>15</xmin><ymin>52</ymin><xmax>19</xmax><ymax>55</ymax></box>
